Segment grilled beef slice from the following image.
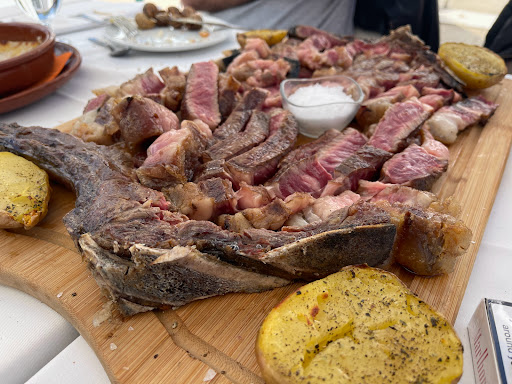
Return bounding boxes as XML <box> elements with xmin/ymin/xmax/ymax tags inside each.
<box><xmin>218</xmin><ymin>73</ymin><xmax>242</xmax><ymax>121</ymax></box>
<box><xmin>267</xmin><ymin>128</ymin><xmax>367</xmax><ymax>199</ymax></box>
<box><xmin>226</xmin><ymin>110</ymin><xmax>298</xmax><ymax>186</ymax></box>
<box><xmin>203</xmin><ymin>110</ymin><xmax>269</xmax><ymax>162</ymax></box>
<box><xmin>158</xmin><ymin>66</ymin><xmax>186</xmax><ymax>112</ymax></box>
<box><xmin>367</xmin><ymin>97</ymin><xmax>433</xmax><ymax>153</ymax></box>
<box><xmin>181</xmin><ymin>61</ymin><xmax>221</xmax><ymax>129</ymax></box>
<box><xmin>380</xmin><ymin>144</ymin><xmax>448</xmax><ymax>190</ymax></box>
<box><xmin>424</xmin><ymin>95</ymin><xmax>499</xmax><ymax>144</ymax></box>
<box><xmin>112</xmin><ymin>95</ymin><xmax>180</xmax><ymax>144</ymax></box>
<box><xmin>136</xmin><ymin>120</ymin><xmax>212</xmax><ymax>190</ymax></box>
<box><xmin>213</xmin><ymin>88</ymin><xmax>268</xmax><ymax>140</ymax></box>
<box><xmin>322</xmin><ymin>145</ymin><xmax>393</xmax><ymax>196</ymax></box>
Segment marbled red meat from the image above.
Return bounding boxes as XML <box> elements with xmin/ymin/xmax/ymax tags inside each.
<box><xmin>268</xmin><ymin>128</ymin><xmax>367</xmax><ymax>198</ymax></box>
<box><xmin>159</xmin><ymin>66</ymin><xmax>186</xmax><ymax>112</ymax></box>
<box><xmin>424</xmin><ymin>95</ymin><xmax>498</xmax><ymax>144</ymax></box>
<box><xmin>204</xmin><ymin>111</ymin><xmax>269</xmax><ymax>161</ymax></box>
<box><xmin>181</xmin><ymin>61</ymin><xmax>221</xmax><ymax>129</ymax></box>
<box><xmin>322</xmin><ymin>145</ymin><xmax>393</xmax><ymax>196</ymax></box>
<box><xmin>367</xmin><ymin>97</ymin><xmax>433</xmax><ymax>153</ymax></box>
<box><xmin>226</xmin><ymin>110</ymin><xmax>298</xmax><ymax>186</ymax></box>
<box><xmin>380</xmin><ymin>144</ymin><xmax>448</xmax><ymax>190</ymax></box>
<box><xmin>136</xmin><ymin>120</ymin><xmax>211</xmax><ymax>189</ymax></box>
<box><xmin>213</xmin><ymin>88</ymin><xmax>268</xmax><ymax>140</ymax></box>
<box><xmin>112</xmin><ymin>96</ymin><xmax>179</xmax><ymax>144</ymax></box>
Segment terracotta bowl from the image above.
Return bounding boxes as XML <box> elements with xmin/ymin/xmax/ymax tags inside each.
<box><xmin>0</xmin><ymin>23</ymin><xmax>56</xmax><ymax>96</ymax></box>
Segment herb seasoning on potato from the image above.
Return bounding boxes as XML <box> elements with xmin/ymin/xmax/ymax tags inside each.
<box><xmin>256</xmin><ymin>265</ymin><xmax>463</xmax><ymax>384</ymax></box>
<box><xmin>0</xmin><ymin>152</ymin><xmax>50</xmax><ymax>229</ymax></box>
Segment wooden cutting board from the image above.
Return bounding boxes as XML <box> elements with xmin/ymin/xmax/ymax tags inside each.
<box><xmin>1</xmin><ymin>79</ymin><xmax>511</xmax><ymax>384</ymax></box>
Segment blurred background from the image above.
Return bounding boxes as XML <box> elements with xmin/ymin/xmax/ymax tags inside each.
<box><xmin>1</xmin><ymin>0</ymin><xmax>508</xmax><ymax>46</ymax></box>
<box><xmin>439</xmin><ymin>0</ymin><xmax>508</xmax><ymax>45</ymax></box>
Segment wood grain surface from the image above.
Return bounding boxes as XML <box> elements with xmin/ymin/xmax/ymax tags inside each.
<box><xmin>1</xmin><ymin>79</ymin><xmax>511</xmax><ymax>383</ymax></box>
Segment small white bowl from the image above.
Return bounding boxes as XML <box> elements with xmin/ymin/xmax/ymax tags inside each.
<box><xmin>280</xmin><ymin>75</ymin><xmax>364</xmax><ymax>138</ymax></box>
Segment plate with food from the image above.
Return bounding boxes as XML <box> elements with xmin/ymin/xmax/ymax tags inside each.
<box><xmin>103</xmin><ymin>3</ymin><xmax>230</xmax><ymax>53</ymax></box>
<box><xmin>0</xmin><ymin>24</ymin><xmax>511</xmax><ymax>383</ymax></box>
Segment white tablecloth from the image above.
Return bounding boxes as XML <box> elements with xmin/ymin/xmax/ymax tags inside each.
<box><xmin>1</xmin><ymin>2</ymin><xmax>511</xmax><ymax>383</ymax></box>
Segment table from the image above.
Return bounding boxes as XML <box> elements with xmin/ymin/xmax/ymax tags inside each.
<box><xmin>1</xmin><ymin>2</ymin><xmax>511</xmax><ymax>383</ymax></box>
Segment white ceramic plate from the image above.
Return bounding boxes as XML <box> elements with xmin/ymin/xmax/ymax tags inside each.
<box><xmin>103</xmin><ymin>15</ymin><xmax>229</xmax><ymax>53</ymax></box>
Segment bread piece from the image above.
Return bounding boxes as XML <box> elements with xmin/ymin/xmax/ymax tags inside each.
<box><xmin>256</xmin><ymin>265</ymin><xmax>463</xmax><ymax>384</ymax></box>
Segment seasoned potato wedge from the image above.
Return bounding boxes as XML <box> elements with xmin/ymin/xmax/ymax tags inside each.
<box><xmin>0</xmin><ymin>152</ymin><xmax>51</xmax><ymax>229</ymax></box>
<box><xmin>256</xmin><ymin>265</ymin><xmax>463</xmax><ymax>384</ymax></box>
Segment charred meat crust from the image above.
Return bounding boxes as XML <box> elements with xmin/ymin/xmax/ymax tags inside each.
<box><xmin>260</xmin><ymin>223</ymin><xmax>396</xmax><ymax>279</ymax></box>
<box><xmin>81</xmin><ymin>234</ymin><xmax>291</xmax><ymax>311</ymax></box>
<box><xmin>379</xmin><ymin>26</ymin><xmax>465</xmax><ymax>93</ymax></box>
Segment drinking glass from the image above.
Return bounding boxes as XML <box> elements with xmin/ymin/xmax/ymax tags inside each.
<box><xmin>14</xmin><ymin>0</ymin><xmax>62</xmax><ymax>29</ymax></box>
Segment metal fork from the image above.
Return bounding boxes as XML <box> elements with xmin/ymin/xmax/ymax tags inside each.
<box><xmin>110</xmin><ymin>16</ymin><xmax>139</xmax><ymax>39</ymax></box>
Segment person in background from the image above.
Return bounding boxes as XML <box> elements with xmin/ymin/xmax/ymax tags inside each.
<box><xmin>181</xmin><ymin>0</ymin><xmax>357</xmax><ymax>37</ymax></box>
<box><xmin>354</xmin><ymin>0</ymin><xmax>440</xmax><ymax>51</ymax></box>
<box><xmin>484</xmin><ymin>0</ymin><xmax>512</xmax><ymax>73</ymax></box>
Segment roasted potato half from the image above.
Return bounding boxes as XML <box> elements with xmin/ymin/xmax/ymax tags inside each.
<box><xmin>439</xmin><ymin>42</ymin><xmax>507</xmax><ymax>89</ymax></box>
<box><xmin>256</xmin><ymin>265</ymin><xmax>463</xmax><ymax>384</ymax></box>
<box><xmin>237</xmin><ymin>29</ymin><xmax>288</xmax><ymax>48</ymax></box>
<box><xmin>0</xmin><ymin>152</ymin><xmax>51</xmax><ymax>229</ymax></box>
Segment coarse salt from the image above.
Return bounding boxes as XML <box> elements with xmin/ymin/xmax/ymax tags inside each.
<box><xmin>286</xmin><ymin>83</ymin><xmax>358</xmax><ymax>138</ymax></box>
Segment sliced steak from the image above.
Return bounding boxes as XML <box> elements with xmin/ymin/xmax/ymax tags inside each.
<box><xmin>367</xmin><ymin>97</ymin><xmax>433</xmax><ymax>153</ymax></box>
<box><xmin>268</xmin><ymin>157</ymin><xmax>333</xmax><ymax>199</ymax></box>
<box><xmin>268</xmin><ymin>128</ymin><xmax>367</xmax><ymax>198</ymax></box>
<box><xmin>424</xmin><ymin>95</ymin><xmax>499</xmax><ymax>144</ymax></box>
<box><xmin>380</xmin><ymin>144</ymin><xmax>448</xmax><ymax>190</ymax></box>
<box><xmin>136</xmin><ymin>120</ymin><xmax>212</xmax><ymax>189</ymax></box>
<box><xmin>235</xmin><ymin>182</ymin><xmax>272</xmax><ymax>210</ymax></box>
<box><xmin>284</xmin><ymin>191</ymin><xmax>361</xmax><ymax>228</ymax></box>
<box><xmin>181</xmin><ymin>61</ymin><xmax>221</xmax><ymax>129</ymax></box>
<box><xmin>358</xmin><ymin>180</ymin><xmax>438</xmax><ymax>209</ymax></box>
<box><xmin>288</xmin><ymin>25</ymin><xmax>350</xmax><ymax>46</ymax></box>
<box><xmin>84</xmin><ymin>93</ymin><xmax>109</xmax><ymax>113</ymax></box>
<box><xmin>203</xmin><ymin>111</ymin><xmax>269</xmax><ymax>162</ymax></box>
<box><xmin>92</xmin><ymin>68</ymin><xmax>165</xmax><ymax>99</ymax></box>
<box><xmin>194</xmin><ymin>159</ymin><xmax>233</xmax><ymax>183</ymax></box>
<box><xmin>322</xmin><ymin>145</ymin><xmax>393</xmax><ymax>196</ymax></box>
<box><xmin>226</xmin><ymin>110</ymin><xmax>298</xmax><ymax>186</ymax></box>
<box><xmin>163</xmin><ymin>178</ymin><xmax>237</xmax><ymax>221</ymax></box>
<box><xmin>220</xmin><ymin>192</ymin><xmax>313</xmax><ymax>232</ymax></box>
<box><xmin>112</xmin><ymin>95</ymin><xmax>180</xmax><ymax>144</ymax></box>
<box><xmin>420</xmin><ymin>126</ymin><xmax>450</xmax><ymax>162</ymax></box>
<box><xmin>379</xmin><ymin>25</ymin><xmax>464</xmax><ymax>92</ymax></box>
<box><xmin>71</xmin><ymin>97</ymin><xmax>120</xmax><ymax>145</ymax></box>
<box><xmin>159</xmin><ymin>66</ymin><xmax>186</xmax><ymax>112</ymax></box>
<box><xmin>278</xmin><ymin>128</ymin><xmax>340</xmax><ymax>169</ymax></box>
<box><xmin>213</xmin><ymin>88</ymin><xmax>268</xmax><ymax>140</ymax></box>
<box><xmin>356</xmin><ymin>85</ymin><xmax>420</xmax><ymax>129</ymax></box>
<box><xmin>218</xmin><ymin>73</ymin><xmax>242</xmax><ymax>121</ymax></box>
